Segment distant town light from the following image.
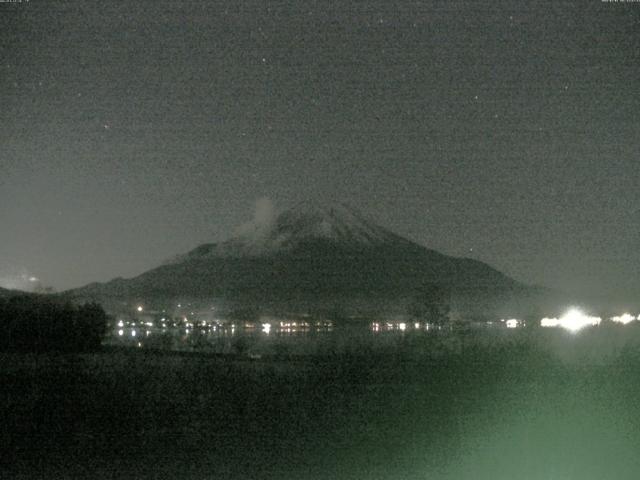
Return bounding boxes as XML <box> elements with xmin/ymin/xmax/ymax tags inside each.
<box><xmin>137</xmin><ymin>306</ymin><xmax>143</xmax><ymax>312</ymax></box>
<box><xmin>561</xmin><ymin>309</ymin><xmax>601</xmax><ymax>332</ymax></box>
<box><xmin>262</xmin><ymin>323</ymin><xmax>271</xmax><ymax>334</ymax></box>
<box><xmin>117</xmin><ymin>320</ymin><xmax>124</xmax><ymax>327</ymax></box>
<box><xmin>504</xmin><ymin>319</ymin><xmax>519</xmax><ymax>329</ymax></box>
<box><xmin>118</xmin><ymin>329</ymin><xmax>124</xmax><ymax>336</ymax></box>
<box><xmin>541</xmin><ymin>317</ymin><xmax>560</xmax><ymax>328</ymax></box>
<box><xmin>541</xmin><ymin>309</ymin><xmax>601</xmax><ymax>332</ymax></box>
<box><xmin>131</xmin><ymin>330</ymin><xmax>137</xmax><ymax>337</ymax></box>
<box><xmin>611</xmin><ymin>313</ymin><xmax>635</xmax><ymax>325</ymax></box>
<box><xmin>398</xmin><ymin>323</ymin><xmax>406</xmax><ymax>331</ymax></box>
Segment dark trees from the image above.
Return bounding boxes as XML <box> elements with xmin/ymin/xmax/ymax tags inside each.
<box><xmin>0</xmin><ymin>296</ymin><xmax>108</xmax><ymax>353</ymax></box>
<box><xmin>408</xmin><ymin>283</ymin><xmax>451</xmax><ymax>326</ymax></box>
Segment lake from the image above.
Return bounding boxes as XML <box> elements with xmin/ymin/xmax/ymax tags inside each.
<box><xmin>106</xmin><ymin>318</ymin><xmax>498</xmax><ymax>357</ymax></box>
<box><xmin>5</xmin><ymin>320</ymin><xmax>640</xmax><ymax>479</ymax></box>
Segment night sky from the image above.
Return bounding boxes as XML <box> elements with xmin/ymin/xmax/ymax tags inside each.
<box><xmin>1</xmin><ymin>1</ymin><xmax>639</xmax><ymax>306</ymax></box>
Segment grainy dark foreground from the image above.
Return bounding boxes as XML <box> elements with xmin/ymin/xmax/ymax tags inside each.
<box><xmin>3</xmin><ymin>332</ymin><xmax>640</xmax><ymax>479</ymax></box>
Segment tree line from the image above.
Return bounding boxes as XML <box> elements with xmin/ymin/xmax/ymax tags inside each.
<box><xmin>0</xmin><ymin>295</ymin><xmax>108</xmax><ymax>353</ymax></box>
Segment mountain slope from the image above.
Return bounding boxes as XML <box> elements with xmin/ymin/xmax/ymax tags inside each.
<box><xmin>65</xmin><ymin>201</ymin><xmax>551</xmax><ymax>317</ymax></box>
<box><xmin>176</xmin><ymin>201</ymin><xmax>411</xmax><ymax>260</ymax></box>
<box><xmin>0</xmin><ymin>287</ymin><xmax>38</xmax><ymax>299</ymax></box>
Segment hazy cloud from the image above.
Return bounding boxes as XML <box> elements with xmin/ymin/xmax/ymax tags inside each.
<box><xmin>234</xmin><ymin>197</ymin><xmax>277</xmax><ymax>241</ymax></box>
<box><xmin>0</xmin><ymin>268</ymin><xmax>42</xmax><ymax>292</ymax></box>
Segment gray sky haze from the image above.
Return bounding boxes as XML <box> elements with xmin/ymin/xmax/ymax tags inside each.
<box><xmin>1</xmin><ymin>0</ymin><xmax>639</xmax><ymax>307</ymax></box>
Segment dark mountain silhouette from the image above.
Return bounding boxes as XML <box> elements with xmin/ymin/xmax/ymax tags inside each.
<box><xmin>65</xmin><ymin>201</ymin><xmax>557</xmax><ymax>319</ymax></box>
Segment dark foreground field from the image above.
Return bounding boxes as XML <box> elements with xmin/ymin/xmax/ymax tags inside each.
<box><xmin>3</xmin><ymin>328</ymin><xmax>640</xmax><ymax>479</ymax></box>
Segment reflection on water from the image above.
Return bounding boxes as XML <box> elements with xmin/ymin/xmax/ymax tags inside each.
<box><xmin>105</xmin><ymin>309</ymin><xmax>640</xmax><ymax>358</ymax></box>
<box><xmin>106</xmin><ymin>318</ymin><xmax>446</xmax><ymax>355</ymax></box>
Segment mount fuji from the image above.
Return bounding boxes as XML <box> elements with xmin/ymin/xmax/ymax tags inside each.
<box><xmin>178</xmin><ymin>201</ymin><xmax>424</xmax><ymax>260</ymax></box>
<box><xmin>66</xmin><ymin>201</ymin><xmax>554</xmax><ymax>319</ymax></box>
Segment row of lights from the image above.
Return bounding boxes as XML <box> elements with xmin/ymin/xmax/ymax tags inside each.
<box><xmin>371</xmin><ymin>322</ymin><xmax>429</xmax><ymax>332</ymax></box>
<box><xmin>504</xmin><ymin>309</ymin><xmax>640</xmax><ymax>333</ymax></box>
<box><xmin>127</xmin><ymin>305</ymin><xmax>639</xmax><ymax>336</ymax></box>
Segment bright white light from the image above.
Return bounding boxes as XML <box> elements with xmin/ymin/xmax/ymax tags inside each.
<box><xmin>541</xmin><ymin>309</ymin><xmax>601</xmax><ymax>332</ymax></box>
<box><xmin>561</xmin><ymin>309</ymin><xmax>601</xmax><ymax>332</ymax></box>
<box><xmin>131</xmin><ymin>329</ymin><xmax>137</xmax><ymax>337</ymax></box>
<box><xmin>414</xmin><ymin>322</ymin><xmax>420</xmax><ymax>329</ymax></box>
<box><xmin>611</xmin><ymin>313</ymin><xmax>635</xmax><ymax>325</ymax></box>
<box><xmin>262</xmin><ymin>323</ymin><xmax>271</xmax><ymax>334</ymax></box>
<box><xmin>398</xmin><ymin>322</ymin><xmax>406</xmax><ymax>331</ymax></box>
<box><xmin>136</xmin><ymin>306</ymin><xmax>143</xmax><ymax>312</ymax></box>
<box><xmin>505</xmin><ymin>319</ymin><xmax>519</xmax><ymax>329</ymax></box>
<box><xmin>117</xmin><ymin>320</ymin><xmax>124</xmax><ymax>327</ymax></box>
<box><xmin>145</xmin><ymin>322</ymin><xmax>153</xmax><ymax>327</ymax></box>
<box><xmin>118</xmin><ymin>329</ymin><xmax>124</xmax><ymax>336</ymax></box>
<box><xmin>541</xmin><ymin>317</ymin><xmax>560</xmax><ymax>328</ymax></box>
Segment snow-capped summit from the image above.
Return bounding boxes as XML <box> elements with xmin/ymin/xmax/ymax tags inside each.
<box><xmin>272</xmin><ymin>200</ymin><xmax>400</xmax><ymax>248</ymax></box>
<box><xmin>181</xmin><ymin>201</ymin><xmax>407</xmax><ymax>260</ymax></box>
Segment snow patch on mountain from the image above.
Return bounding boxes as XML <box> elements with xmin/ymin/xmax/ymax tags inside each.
<box><xmin>176</xmin><ymin>200</ymin><xmax>407</xmax><ymax>261</ymax></box>
<box><xmin>274</xmin><ymin>201</ymin><xmax>400</xmax><ymax>247</ymax></box>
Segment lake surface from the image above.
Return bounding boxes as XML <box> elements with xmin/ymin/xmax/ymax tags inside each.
<box><xmin>106</xmin><ymin>318</ymin><xmax>481</xmax><ymax>357</ymax></box>
<box><xmin>6</xmin><ymin>318</ymin><xmax>640</xmax><ymax>479</ymax></box>
<box><xmin>4</xmin><ymin>334</ymin><xmax>640</xmax><ymax>480</ymax></box>
<box><xmin>106</xmin><ymin>313</ymin><xmax>640</xmax><ymax>364</ymax></box>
